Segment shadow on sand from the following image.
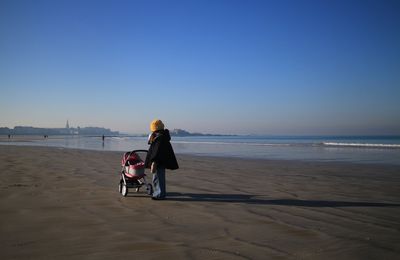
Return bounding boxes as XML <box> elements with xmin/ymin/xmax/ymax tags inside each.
<box><xmin>165</xmin><ymin>192</ymin><xmax>400</xmax><ymax>207</ymax></box>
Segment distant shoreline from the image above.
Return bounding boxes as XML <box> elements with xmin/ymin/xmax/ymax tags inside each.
<box><xmin>0</xmin><ymin>126</ymin><xmax>118</xmax><ymax>136</ymax></box>
<box><xmin>2</xmin><ymin>142</ymin><xmax>400</xmax><ymax>169</ymax></box>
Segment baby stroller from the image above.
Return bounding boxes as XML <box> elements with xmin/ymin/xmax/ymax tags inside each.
<box><xmin>118</xmin><ymin>150</ymin><xmax>153</xmax><ymax>197</ymax></box>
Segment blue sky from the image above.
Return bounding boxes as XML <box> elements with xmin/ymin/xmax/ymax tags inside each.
<box><xmin>1</xmin><ymin>0</ymin><xmax>399</xmax><ymax>135</ymax></box>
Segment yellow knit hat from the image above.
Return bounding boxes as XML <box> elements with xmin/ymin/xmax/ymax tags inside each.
<box><xmin>150</xmin><ymin>119</ymin><xmax>165</xmax><ymax>132</ymax></box>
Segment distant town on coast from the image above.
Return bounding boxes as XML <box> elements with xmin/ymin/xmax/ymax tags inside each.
<box><xmin>0</xmin><ymin>121</ymin><xmax>234</xmax><ymax>137</ymax></box>
<box><xmin>0</xmin><ymin>121</ymin><xmax>119</xmax><ymax>136</ymax></box>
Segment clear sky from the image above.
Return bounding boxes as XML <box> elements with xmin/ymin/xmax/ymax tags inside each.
<box><xmin>1</xmin><ymin>0</ymin><xmax>399</xmax><ymax>135</ymax></box>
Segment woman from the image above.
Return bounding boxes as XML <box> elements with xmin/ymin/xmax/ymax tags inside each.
<box><xmin>145</xmin><ymin>119</ymin><xmax>179</xmax><ymax>200</ymax></box>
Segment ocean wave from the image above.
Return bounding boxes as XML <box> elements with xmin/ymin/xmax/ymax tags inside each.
<box><xmin>322</xmin><ymin>142</ymin><xmax>400</xmax><ymax>148</ymax></box>
<box><xmin>111</xmin><ymin>137</ymin><xmax>130</xmax><ymax>140</ymax></box>
<box><xmin>171</xmin><ymin>141</ymin><xmax>292</xmax><ymax>146</ymax></box>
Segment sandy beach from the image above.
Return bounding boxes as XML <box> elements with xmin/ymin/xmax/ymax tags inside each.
<box><xmin>0</xmin><ymin>145</ymin><xmax>399</xmax><ymax>259</ymax></box>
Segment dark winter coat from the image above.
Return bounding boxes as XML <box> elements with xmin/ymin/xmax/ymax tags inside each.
<box><xmin>145</xmin><ymin>129</ymin><xmax>179</xmax><ymax>170</ymax></box>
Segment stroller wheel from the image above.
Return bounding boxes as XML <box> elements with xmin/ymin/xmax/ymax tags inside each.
<box><xmin>121</xmin><ymin>184</ymin><xmax>128</xmax><ymax>197</ymax></box>
<box><xmin>147</xmin><ymin>184</ymin><xmax>153</xmax><ymax>196</ymax></box>
<box><xmin>118</xmin><ymin>181</ymin><xmax>123</xmax><ymax>193</ymax></box>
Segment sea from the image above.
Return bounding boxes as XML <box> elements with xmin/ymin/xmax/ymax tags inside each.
<box><xmin>2</xmin><ymin>135</ymin><xmax>400</xmax><ymax>165</ymax></box>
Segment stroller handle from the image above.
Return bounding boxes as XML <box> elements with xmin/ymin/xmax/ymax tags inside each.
<box><xmin>123</xmin><ymin>150</ymin><xmax>148</xmax><ymax>167</ymax></box>
<box><xmin>130</xmin><ymin>149</ymin><xmax>148</xmax><ymax>154</ymax></box>
<box><xmin>125</xmin><ymin>150</ymin><xmax>148</xmax><ymax>160</ymax></box>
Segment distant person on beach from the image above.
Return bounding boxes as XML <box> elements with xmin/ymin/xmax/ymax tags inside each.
<box><xmin>145</xmin><ymin>119</ymin><xmax>179</xmax><ymax>200</ymax></box>
<box><xmin>102</xmin><ymin>135</ymin><xmax>105</xmax><ymax>142</ymax></box>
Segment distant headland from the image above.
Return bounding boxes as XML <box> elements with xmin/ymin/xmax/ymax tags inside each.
<box><xmin>169</xmin><ymin>129</ymin><xmax>236</xmax><ymax>137</ymax></box>
<box><xmin>0</xmin><ymin>121</ymin><xmax>119</xmax><ymax>136</ymax></box>
<box><xmin>136</xmin><ymin>129</ymin><xmax>235</xmax><ymax>137</ymax></box>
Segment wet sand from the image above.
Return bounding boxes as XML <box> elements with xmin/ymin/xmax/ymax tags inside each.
<box><xmin>0</xmin><ymin>145</ymin><xmax>399</xmax><ymax>259</ymax></box>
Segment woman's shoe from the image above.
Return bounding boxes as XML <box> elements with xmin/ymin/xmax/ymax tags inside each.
<box><xmin>151</xmin><ymin>197</ymin><xmax>165</xmax><ymax>200</ymax></box>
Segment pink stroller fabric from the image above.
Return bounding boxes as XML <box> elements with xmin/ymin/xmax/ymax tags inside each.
<box><xmin>121</xmin><ymin>152</ymin><xmax>145</xmax><ymax>179</ymax></box>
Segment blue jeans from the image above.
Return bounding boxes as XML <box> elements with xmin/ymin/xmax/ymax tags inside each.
<box><xmin>152</xmin><ymin>167</ymin><xmax>166</xmax><ymax>198</ymax></box>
